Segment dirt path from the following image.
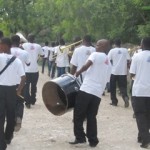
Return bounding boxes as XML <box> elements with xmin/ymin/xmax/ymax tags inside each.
<box><xmin>8</xmin><ymin>70</ymin><xmax>143</xmax><ymax>150</ymax></box>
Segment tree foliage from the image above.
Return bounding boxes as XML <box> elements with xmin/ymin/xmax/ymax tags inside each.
<box><xmin>0</xmin><ymin>0</ymin><xmax>150</xmax><ymax>43</ymax></box>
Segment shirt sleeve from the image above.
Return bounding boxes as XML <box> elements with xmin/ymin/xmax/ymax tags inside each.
<box><xmin>126</xmin><ymin>51</ymin><xmax>131</xmax><ymax>60</ymax></box>
<box><xmin>107</xmin><ymin>50</ymin><xmax>112</xmax><ymax>60</ymax></box>
<box><xmin>39</xmin><ymin>45</ymin><xmax>44</xmax><ymax>56</ymax></box>
<box><xmin>16</xmin><ymin>59</ymin><xmax>25</xmax><ymax>77</ymax></box>
<box><xmin>25</xmin><ymin>52</ymin><xmax>30</xmax><ymax>65</ymax></box>
<box><xmin>129</xmin><ymin>55</ymin><xmax>137</xmax><ymax>74</ymax></box>
<box><xmin>87</xmin><ymin>53</ymin><xmax>95</xmax><ymax>63</ymax></box>
<box><xmin>70</xmin><ymin>49</ymin><xmax>78</xmax><ymax>66</ymax></box>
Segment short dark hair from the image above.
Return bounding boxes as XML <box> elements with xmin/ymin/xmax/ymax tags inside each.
<box><xmin>11</xmin><ymin>35</ymin><xmax>20</xmax><ymax>45</ymax></box>
<box><xmin>59</xmin><ymin>39</ymin><xmax>65</xmax><ymax>45</ymax></box>
<box><xmin>83</xmin><ymin>35</ymin><xmax>91</xmax><ymax>43</ymax></box>
<box><xmin>114</xmin><ymin>38</ymin><xmax>121</xmax><ymax>46</ymax></box>
<box><xmin>0</xmin><ymin>37</ymin><xmax>12</xmax><ymax>48</ymax></box>
<box><xmin>51</xmin><ymin>42</ymin><xmax>55</xmax><ymax>47</ymax></box>
<box><xmin>142</xmin><ymin>37</ymin><xmax>150</xmax><ymax>50</ymax></box>
<box><xmin>0</xmin><ymin>30</ymin><xmax>4</xmax><ymax>39</ymax></box>
<box><xmin>28</xmin><ymin>34</ymin><xmax>35</xmax><ymax>42</ymax></box>
<box><xmin>45</xmin><ymin>41</ymin><xmax>49</xmax><ymax>46</ymax></box>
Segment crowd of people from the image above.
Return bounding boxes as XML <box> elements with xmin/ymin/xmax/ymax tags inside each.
<box><xmin>0</xmin><ymin>30</ymin><xmax>150</xmax><ymax>149</ymax></box>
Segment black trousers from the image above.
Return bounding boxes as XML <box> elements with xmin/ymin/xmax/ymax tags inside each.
<box><xmin>42</xmin><ymin>58</ymin><xmax>48</xmax><ymax>73</ymax></box>
<box><xmin>16</xmin><ymin>85</ymin><xmax>24</xmax><ymax>119</ymax></box>
<box><xmin>24</xmin><ymin>72</ymin><xmax>39</xmax><ymax>105</ymax></box>
<box><xmin>0</xmin><ymin>85</ymin><xmax>17</xmax><ymax>150</ymax></box>
<box><xmin>73</xmin><ymin>91</ymin><xmax>100</xmax><ymax>145</ymax></box>
<box><xmin>110</xmin><ymin>74</ymin><xmax>128</xmax><ymax>104</ymax></box>
<box><xmin>132</xmin><ymin>97</ymin><xmax>150</xmax><ymax>144</ymax></box>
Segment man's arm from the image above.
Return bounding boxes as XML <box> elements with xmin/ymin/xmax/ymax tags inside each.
<box><xmin>76</xmin><ymin>60</ymin><xmax>93</xmax><ymax>77</ymax></box>
<box><xmin>16</xmin><ymin>75</ymin><xmax>26</xmax><ymax>96</ymax></box>
<box><xmin>70</xmin><ymin>65</ymin><xmax>77</xmax><ymax>75</ymax></box>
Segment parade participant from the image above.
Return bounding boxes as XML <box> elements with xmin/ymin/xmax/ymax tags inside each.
<box><xmin>0</xmin><ymin>37</ymin><xmax>25</xmax><ymax>149</ymax></box>
<box><xmin>70</xmin><ymin>35</ymin><xmax>95</xmax><ymax>81</ymax></box>
<box><xmin>48</xmin><ymin>42</ymin><xmax>56</xmax><ymax>78</ymax></box>
<box><xmin>55</xmin><ymin>39</ymin><xmax>69</xmax><ymax>77</ymax></box>
<box><xmin>130</xmin><ymin>37</ymin><xmax>150</xmax><ymax>149</ymax></box>
<box><xmin>108</xmin><ymin>38</ymin><xmax>130</xmax><ymax>107</ymax></box>
<box><xmin>22</xmin><ymin>34</ymin><xmax>44</xmax><ymax>108</ymax></box>
<box><xmin>42</xmin><ymin>41</ymin><xmax>50</xmax><ymax>75</ymax></box>
<box><xmin>11</xmin><ymin>35</ymin><xmax>30</xmax><ymax>131</ymax></box>
<box><xmin>69</xmin><ymin>39</ymin><xmax>111</xmax><ymax>147</ymax></box>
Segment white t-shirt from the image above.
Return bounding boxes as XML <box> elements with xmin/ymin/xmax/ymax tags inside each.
<box><xmin>55</xmin><ymin>46</ymin><xmax>69</xmax><ymax>67</ymax></box>
<box><xmin>11</xmin><ymin>47</ymin><xmax>30</xmax><ymax>69</ymax></box>
<box><xmin>108</xmin><ymin>47</ymin><xmax>130</xmax><ymax>75</ymax></box>
<box><xmin>22</xmin><ymin>42</ymin><xmax>44</xmax><ymax>73</ymax></box>
<box><xmin>11</xmin><ymin>47</ymin><xmax>30</xmax><ymax>84</ymax></box>
<box><xmin>0</xmin><ymin>53</ymin><xmax>25</xmax><ymax>86</ymax></box>
<box><xmin>130</xmin><ymin>50</ymin><xmax>150</xmax><ymax>97</ymax></box>
<box><xmin>80</xmin><ymin>52</ymin><xmax>111</xmax><ymax>98</ymax></box>
<box><xmin>42</xmin><ymin>46</ymin><xmax>50</xmax><ymax>58</ymax></box>
<box><xmin>70</xmin><ymin>45</ymin><xmax>95</xmax><ymax>78</ymax></box>
<box><xmin>48</xmin><ymin>47</ymin><xmax>55</xmax><ymax>61</ymax></box>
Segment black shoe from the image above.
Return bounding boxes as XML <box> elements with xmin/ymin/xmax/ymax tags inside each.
<box><xmin>5</xmin><ymin>135</ymin><xmax>14</xmax><ymax>145</ymax></box>
<box><xmin>138</xmin><ymin>137</ymin><xmax>142</xmax><ymax>143</ymax></box>
<box><xmin>25</xmin><ymin>104</ymin><xmax>31</xmax><ymax>109</ymax></box>
<box><xmin>124</xmin><ymin>97</ymin><xmax>129</xmax><ymax>108</ymax></box>
<box><xmin>89</xmin><ymin>143</ymin><xmax>98</xmax><ymax>147</ymax></box>
<box><xmin>140</xmin><ymin>142</ymin><xmax>150</xmax><ymax>148</ymax></box>
<box><xmin>110</xmin><ymin>103</ymin><xmax>117</xmax><ymax>106</ymax></box>
<box><xmin>69</xmin><ymin>139</ymin><xmax>86</xmax><ymax>145</ymax></box>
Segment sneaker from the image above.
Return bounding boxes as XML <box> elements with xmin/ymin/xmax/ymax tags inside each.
<box><xmin>14</xmin><ymin>117</ymin><xmax>22</xmax><ymax>132</ymax></box>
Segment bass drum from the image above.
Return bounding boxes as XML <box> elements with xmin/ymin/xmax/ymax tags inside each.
<box><xmin>42</xmin><ymin>74</ymin><xmax>81</xmax><ymax>116</ymax></box>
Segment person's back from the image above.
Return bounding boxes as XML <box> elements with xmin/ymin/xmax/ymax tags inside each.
<box><xmin>80</xmin><ymin>52</ymin><xmax>111</xmax><ymax>98</ymax></box>
<box><xmin>22</xmin><ymin>42</ymin><xmax>43</xmax><ymax>73</ymax></box>
<box><xmin>0</xmin><ymin>53</ymin><xmax>24</xmax><ymax>86</ymax></box>
<box><xmin>72</xmin><ymin>45</ymin><xmax>95</xmax><ymax>70</ymax></box>
<box><xmin>11</xmin><ymin>47</ymin><xmax>30</xmax><ymax>69</ymax></box>
<box><xmin>108</xmin><ymin>47</ymin><xmax>130</xmax><ymax>75</ymax></box>
<box><xmin>131</xmin><ymin>51</ymin><xmax>150</xmax><ymax>96</ymax></box>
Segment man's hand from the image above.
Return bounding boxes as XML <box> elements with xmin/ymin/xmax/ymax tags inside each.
<box><xmin>76</xmin><ymin>71</ymin><xmax>81</xmax><ymax>77</ymax></box>
<box><xmin>16</xmin><ymin>88</ymin><xmax>22</xmax><ymax>96</ymax></box>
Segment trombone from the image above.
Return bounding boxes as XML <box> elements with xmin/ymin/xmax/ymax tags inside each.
<box><xmin>52</xmin><ymin>40</ymin><xmax>82</xmax><ymax>59</ymax></box>
<box><xmin>60</xmin><ymin>40</ymin><xmax>82</xmax><ymax>52</ymax></box>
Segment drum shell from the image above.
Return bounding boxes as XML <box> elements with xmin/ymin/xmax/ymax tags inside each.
<box><xmin>42</xmin><ymin>74</ymin><xmax>81</xmax><ymax>116</ymax></box>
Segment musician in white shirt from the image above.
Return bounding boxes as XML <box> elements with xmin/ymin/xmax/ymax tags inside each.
<box><xmin>0</xmin><ymin>38</ymin><xmax>25</xmax><ymax>149</ymax></box>
<box><xmin>22</xmin><ymin>34</ymin><xmax>44</xmax><ymax>108</ymax></box>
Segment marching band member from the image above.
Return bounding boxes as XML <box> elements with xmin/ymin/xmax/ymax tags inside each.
<box><xmin>108</xmin><ymin>38</ymin><xmax>130</xmax><ymax>107</ymax></box>
<box><xmin>11</xmin><ymin>35</ymin><xmax>30</xmax><ymax>131</ymax></box>
<box><xmin>130</xmin><ymin>37</ymin><xmax>150</xmax><ymax>149</ymax></box>
<box><xmin>42</xmin><ymin>41</ymin><xmax>50</xmax><ymax>75</ymax></box>
<box><xmin>22</xmin><ymin>34</ymin><xmax>44</xmax><ymax>108</ymax></box>
<box><xmin>55</xmin><ymin>39</ymin><xmax>69</xmax><ymax>77</ymax></box>
<box><xmin>69</xmin><ymin>39</ymin><xmax>111</xmax><ymax>147</ymax></box>
<box><xmin>0</xmin><ymin>37</ymin><xmax>25</xmax><ymax>149</ymax></box>
<box><xmin>70</xmin><ymin>35</ymin><xmax>95</xmax><ymax>81</ymax></box>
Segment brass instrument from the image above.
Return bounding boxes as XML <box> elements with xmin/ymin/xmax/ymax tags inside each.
<box><xmin>60</xmin><ymin>40</ymin><xmax>82</xmax><ymax>52</ymax></box>
<box><xmin>16</xmin><ymin>32</ymin><xmax>28</xmax><ymax>43</ymax></box>
<box><xmin>52</xmin><ymin>40</ymin><xmax>82</xmax><ymax>59</ymax></box>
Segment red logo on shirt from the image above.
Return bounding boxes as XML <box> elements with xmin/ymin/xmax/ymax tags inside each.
<box><xmin>31</xmin><ymin>46</ymin><xmax>35</xmax><ymax>50</ymax></box>
<box><xmin>105</xmin><ymin>58</ymin><xmax>109</xmax><ymax>65</ymax></box>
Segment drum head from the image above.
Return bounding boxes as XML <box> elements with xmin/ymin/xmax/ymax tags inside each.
<box><xmin>42</xmin><ymin>81</ymin><xmax>67</xmax><ymax>116</ymax></box>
